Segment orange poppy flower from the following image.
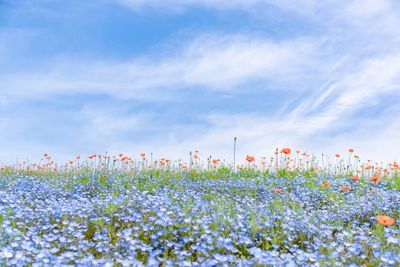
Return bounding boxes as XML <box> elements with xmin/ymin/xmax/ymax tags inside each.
<box><xmin>365</xmin><ymin>165</ymin><xmax>372</xmax><ymax>170</ymax></box>
<box><xmin>322</xmin><ymin>181</ymin><xmax>331</xmax><ymax>187</ymax></box>
<box><xmin>341</xmin><ymin>185</ymin><xmax>352</xmax><ymax>192</ymax></box>
<box><xmin>376</xmin><ymin>215</ymin><xmax>395</xmax><ymax>227</ymax></box>
<box><xmin>246</xmin><ymin>155</ymin><xmax>255</xmax><ymax>163</ymax></box>
<box><xmin>348</xmin><ymin>148</ymin><xmax>354</xmax><ymax>153</ymax></box>
<box><xmin>274</xmin><ymin>188</ymin><xmax>283</xmax><ymax>193</ymax></box>
<box><xmin>390</xmin><ymin>162</ymin><xmax>399</xmax><ymax>170</ymax></box>
<box><xmin>335</xmin><ymin>154</ymin><xmax>340</xmax><ymax>158</ymax></box>
<box><xmin>351</xmin><ymin>176</ymin><xmax>359</xmax><ymax>181</ymax></box>
<box><xmin>370</xmin><ymin>176</ymin><xmax>380</xmax><ymax>183</ymax></box>
<box><xmin>281</xmin><ymin>148</ymin><xmax>291</xmax><ymax>155</ymax></box>
<box><xmin>212</xmin><ymin>159</ymin><xmax>219</xmax><ymax>164</ymax></box>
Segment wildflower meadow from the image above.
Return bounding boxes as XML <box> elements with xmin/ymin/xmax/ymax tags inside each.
<box><xmin>0</xmin><ymin>148</ymin><xmax>399</xmax><ymax>266</ymax></box>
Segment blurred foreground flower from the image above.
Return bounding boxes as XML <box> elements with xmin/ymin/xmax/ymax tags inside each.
<box><xmin>376</xmin><ymin>215</ymin><xmax>395</xmax><ymax>227</ymax></box>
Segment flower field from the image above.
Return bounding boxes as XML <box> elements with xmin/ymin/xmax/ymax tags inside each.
<box><xmin>0</xmin><ymin>149</ymin><xmax>399</xmax><ymax>266</ymax></box>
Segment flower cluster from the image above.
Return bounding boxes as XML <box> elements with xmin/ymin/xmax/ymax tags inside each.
<box><xmin>0</xmin><ymin>168</ymin><xmax>399</xmax><ymax>266</ymax></box>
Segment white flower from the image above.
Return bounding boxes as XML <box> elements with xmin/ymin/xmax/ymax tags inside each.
<box><xmin>1</xmin><ymin>249</ymin><xmax>13</xmax><ymax>259</ymax></box>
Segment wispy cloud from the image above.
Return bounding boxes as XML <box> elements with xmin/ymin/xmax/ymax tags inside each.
<box><xmin>116</xmin><ymin>0</ymin><xmax>324</xmax><ymax>12</ymax></box>
<box><xmin>0</xmin><ymin>34</ymin><xmax>322</xmax><ymax>101</ymax></box>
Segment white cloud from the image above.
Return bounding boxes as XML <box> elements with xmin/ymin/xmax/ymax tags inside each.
<box><xmin>116</xmin><ymin>0</ymin><xmax>392</xmax><ymax>16</ymax></box>
<box><xmin>181</xmin><ymin>35</ymin><xmax>319</xmax><ymax>88</ymax></box>
<box><xmin>80</xmin><ymin>105</ymin><xmax>142</xmax><ymax>139</ymax></box>
<box><xmin>117</xmin><ymin>0</ymin><xmax>269</xmax><ymax>11</ymax></box>
<box><xmin>293</xmin><ymin>54</ymin><xmax>400</xmax><ymax>134</ymax></box>
<box><xmin>117</xmin><ymin>0</ymin><xmax>400</xmax><ymax>38</ymax></box>
<box><xmin>0</xmin><ymin>34</ymin><xmax>322</xmax><ymax>102</ymax></box>
<box><xmin>345</xmin><ymin>0</ymin><xmax>392</xmax><ymax>18</ymax></box>
<box><xmin>116</xmin><ymin>0</ymin><xmax>334</xmax><ymax>13</ymax></box>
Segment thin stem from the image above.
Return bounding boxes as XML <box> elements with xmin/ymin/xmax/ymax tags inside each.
<box><xmin>233</xmin><ymin>137</ymin><xmax>237</xmax><ymax>172</ymax></box>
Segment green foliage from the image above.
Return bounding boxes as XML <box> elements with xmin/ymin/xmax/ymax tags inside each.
<box><xmin>387</xmin><ymin>174</ymin><xmax>400</xmax><ymax>191</ymax></box>
<box><xmin>84</xmin><ymin>221</ymin><xmax>97</xmax><ymax>241</ymax></box>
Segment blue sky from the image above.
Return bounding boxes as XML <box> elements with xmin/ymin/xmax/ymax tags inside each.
<box><xmin>1</xmin><ymin>0</ymin><xmax>400</xmax><ymax>163</ymax></box>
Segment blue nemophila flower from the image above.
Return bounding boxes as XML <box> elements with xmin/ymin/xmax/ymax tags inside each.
<box><xmin>0</xmin><ymin>172</ymin><xmax>399</xmax><ymax>266</ymax></box>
